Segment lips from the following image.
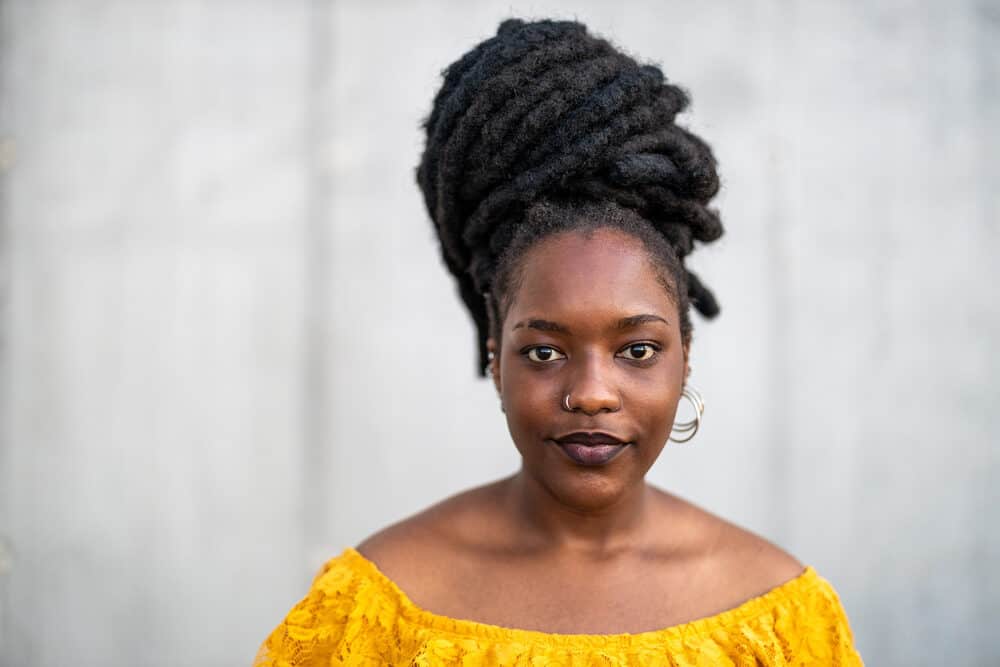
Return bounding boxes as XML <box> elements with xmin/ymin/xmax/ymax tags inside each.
<box><xmin>554</xmin><ymin>431</ymin><xmax>627</xmax><ymax>446</ymax></box>
<box><xmin>552</xmin><ymin>431</ymin><xmax>630</xmax><ymax>466</ymax></box>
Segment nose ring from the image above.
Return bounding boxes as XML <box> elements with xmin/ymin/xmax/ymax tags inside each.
<box><xmin>562</xmin><ymin>394</ymin><xmax>573</xmax><ymax>411</ymax></box>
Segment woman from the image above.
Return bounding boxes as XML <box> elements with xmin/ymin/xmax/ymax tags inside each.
<box><xmin>255</xmin><ymin>17</ymin><xmax>863</xmax><ymax>665</ymax></box>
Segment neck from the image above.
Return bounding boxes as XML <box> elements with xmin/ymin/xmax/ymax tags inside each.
<box><xmin>502</xmin><ymin>467</ymin><xmax>654</xmax><ymax>555</ymax></box>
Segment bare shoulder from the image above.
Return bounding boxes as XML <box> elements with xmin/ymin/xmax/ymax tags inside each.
<box><xmin>653</xmin><ymin>489</ymin><xmax>806</xmax><ymax>604</ymax></box>
<box><xmin>354</xmin><ymin>478</ymin><xmax>508</xmax><ymax>595</ymax></box>
<box><xmin>714</xmin><ymin>516</ymin><xmax>806</xmax><ymax>592</ymax></box>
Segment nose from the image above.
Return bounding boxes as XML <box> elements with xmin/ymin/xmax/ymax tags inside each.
<box><xmin>563</xmin><ymin>353</ymin><xmax>622</xmax><ymax>415</ymax></box>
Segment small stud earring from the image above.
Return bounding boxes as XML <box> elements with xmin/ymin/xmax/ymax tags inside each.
<box><xmin>486</xmin><ymin>351</ymin><xmax>505</xmax><ymax>412</ymax></box>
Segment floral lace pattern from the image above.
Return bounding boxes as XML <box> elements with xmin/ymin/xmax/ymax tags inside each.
<box><xmin>254</xmin><ymin>548</ymin><xmax>863</xmax><ymax>666</ymax></box>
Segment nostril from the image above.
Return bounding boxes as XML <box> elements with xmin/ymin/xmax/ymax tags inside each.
<box><xmin>563</xmin><ymin>392</ymin><xmax>621</xmax><ymax>413</ymax></box>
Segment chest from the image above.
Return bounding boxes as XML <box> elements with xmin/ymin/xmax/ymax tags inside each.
<box><xmin>413</xmin><ymin>556</ymin><xmax>727</xmax><ymax>634</ymax></box>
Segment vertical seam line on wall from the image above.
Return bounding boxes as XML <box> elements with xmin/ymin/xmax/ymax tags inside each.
<box><xmin>303</xmin><ymin>0</ymin><xmax>334</xmax><ymax>573</ymax></box>
<box><xmin>765</xmin><ymin>0</ymin><xmax>794</xmax><ymax>542</ymax></box>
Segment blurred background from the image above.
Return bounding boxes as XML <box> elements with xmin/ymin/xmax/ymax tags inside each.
<box><xmin>1</xmin><ymin>0</ymin><xmax>998</xmax><ymax>665</ymax></box>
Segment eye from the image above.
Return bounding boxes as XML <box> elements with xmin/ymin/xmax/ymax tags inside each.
<box><xmin>524</xmin><ymin>346</ymin><xmax>566</xmax><ymax>363</ymax></box>
<box><xmin>618</xmin><ymin>342</ymin><xmax>660</xmax><ymax>362</ymax></box>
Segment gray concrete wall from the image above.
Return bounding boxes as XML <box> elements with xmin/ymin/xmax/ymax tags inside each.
<box><xmin>1</xmin><ymin>1</ymin><xmax>997</xmax><ymax>665</ymax></box>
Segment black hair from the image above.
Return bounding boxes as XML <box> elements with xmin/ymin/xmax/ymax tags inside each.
<box><xmin>415</xmin><ymin>17</ymin><xmax>724</xmax><ymax>377</ymax></box>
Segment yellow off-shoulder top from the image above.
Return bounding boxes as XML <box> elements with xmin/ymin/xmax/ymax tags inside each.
<box><xmin>254</xmin><ymin>547</ymin><xmax>863</xmax><ymax>666</ymax></box>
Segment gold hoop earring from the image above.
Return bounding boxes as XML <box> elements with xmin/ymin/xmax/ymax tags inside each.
<box><xmin>669</xmin><ymin>385</ymin><xmax>704</xmax><ymax>443</ymax></box>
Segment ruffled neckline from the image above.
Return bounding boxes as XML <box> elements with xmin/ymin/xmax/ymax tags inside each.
<box><xmin>339</xmin><ymin>547</ymin><xmax>821</xmax><ymax>646</ymax></box>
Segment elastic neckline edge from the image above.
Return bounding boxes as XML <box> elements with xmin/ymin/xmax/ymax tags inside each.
<box><xmin>332</xmin><ymin>546</ymin><xmax>822</xmax><ymax>646</ymax></box>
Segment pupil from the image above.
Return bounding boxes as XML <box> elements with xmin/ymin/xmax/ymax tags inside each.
<box><xmin>537</xmin><ymin>348</ymin><xmax>552</xmax><ymax>360</ymax></box>
<box><xmin>631</xmin><ymin>345</ymin><xmax>646</xmax><ymax>358</ymax></box>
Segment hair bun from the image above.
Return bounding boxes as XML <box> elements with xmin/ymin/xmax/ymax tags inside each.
<box><xmin>416</xmin><ymin>18</ymin><xmax>725</xmax><ymax>372</ymax></box>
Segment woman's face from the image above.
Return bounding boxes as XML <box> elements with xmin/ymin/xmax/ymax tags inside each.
<box><xmin>488</xmin><ymin>227</ymin><xmax>690</xmax><ymax>510</ymax></box>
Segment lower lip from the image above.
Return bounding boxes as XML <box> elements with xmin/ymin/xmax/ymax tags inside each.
<box><xmin>555</xmin><ymin>441</ymin><xmax>629</xmax><ymax>466</ymax></box>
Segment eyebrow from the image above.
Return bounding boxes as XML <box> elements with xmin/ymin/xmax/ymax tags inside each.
<box><xmin>511</xmin><ymin>314</ymin><xmax>669</xmax><ymax>334</ymax></box>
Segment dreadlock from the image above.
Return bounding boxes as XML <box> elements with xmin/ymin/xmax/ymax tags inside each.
<box><xmin>416</xmin><ymin>17</ymin><xmax>724</xmax><ymax>377</ymax></box>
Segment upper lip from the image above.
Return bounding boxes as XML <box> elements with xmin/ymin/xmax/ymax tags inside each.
<box><xmin>552</xmin><ymin>431</ymin><xmax>629</xmax><ymax>446</ymax></box>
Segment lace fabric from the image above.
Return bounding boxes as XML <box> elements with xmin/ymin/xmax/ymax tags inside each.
<box><xmin>254</xmin><ymin>547</ymin><xmax>864</xmax><ymax>666</ymax></box>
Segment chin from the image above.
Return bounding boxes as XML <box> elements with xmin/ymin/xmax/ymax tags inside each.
<box><xmin>524</xmin><ymin>442</ymin><xmax>646</xmax><ymax>510</ymax></box>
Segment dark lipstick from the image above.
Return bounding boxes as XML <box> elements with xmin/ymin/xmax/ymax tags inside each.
<box><xmin>551</xmin><ymin>432</ymin><xmax>630</xmax><ymax>466</ymax></box>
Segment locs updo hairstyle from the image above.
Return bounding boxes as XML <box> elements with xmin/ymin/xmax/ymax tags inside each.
<box><xmin>415</xmin><ymin>18</ymin><xmax>724</xmax><ymax>377</ymax></box>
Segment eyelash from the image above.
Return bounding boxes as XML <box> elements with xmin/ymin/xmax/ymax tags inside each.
<box><xmin>520</xmin><ymin>342</ymin><xmax>662</xmax><ymax>365</ymax></box>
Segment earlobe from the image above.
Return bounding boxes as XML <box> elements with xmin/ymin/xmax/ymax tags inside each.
<box><xmin>485</xmin><ymin>337</ymin><xmax>502</xmax><ymax>395</ymax></box>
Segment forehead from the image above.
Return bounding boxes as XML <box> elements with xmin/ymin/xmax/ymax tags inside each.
<box><xmin>506</xmin><ymin>228</ymin><xmax>677</xmax><ymax>325</ymax></box>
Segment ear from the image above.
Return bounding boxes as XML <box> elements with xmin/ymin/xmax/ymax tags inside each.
<box><xmin>682</xmin><ymin>339</ymin><xmax>691</xmax><ymax>385</ymax></box>
<box><xmin>486</xmin><ymin>336</ymin><xmax>502</xmax><ymax>395</ymax></box>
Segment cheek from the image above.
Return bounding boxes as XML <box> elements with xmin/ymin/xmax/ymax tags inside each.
<box><xmin>501</xmin><ymin>365</ymin><xmax>554</xmax><ymax>427</ymax></box>
<box><xmin>499</xmin><ymin>366</ymin><xmax>566</xmax><ymax>454</ymax></box>
<box><xmin>632</xmin><ymin>354</ymin><xmax>686</xmax><ymax>439</ymax></box>
<box><xmin>632</xmin><ymin>379</ymin><xmax>679</xmax><ymax>433</ymax></box>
